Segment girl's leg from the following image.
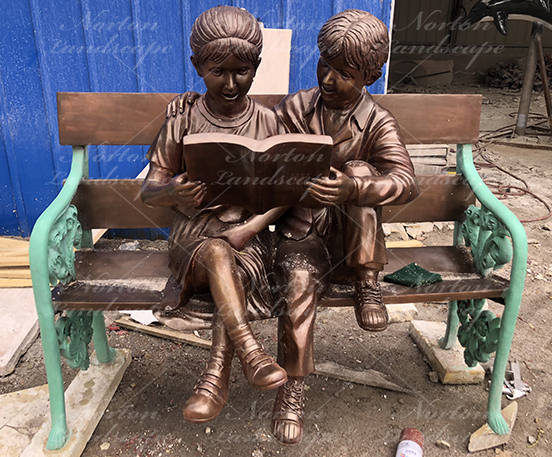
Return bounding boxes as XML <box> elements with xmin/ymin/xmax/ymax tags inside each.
<box><xmin>183</xmin><ymin>310</ymin><xmax>234</xmax><ymax>423</ymax></box>
<box><xmin>192</xmin><ymin>238</ymin><xmax>287</xmax><ymax>390</ymax></box>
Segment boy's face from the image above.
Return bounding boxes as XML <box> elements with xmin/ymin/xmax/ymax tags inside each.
<box><xmin>193</xmin><ymin>54</ymin><xmax>257</xmax><ymax>116</ymax></box>
<box><xmin>317</xmin><ymin>55</ymin><xmax>366</xmax><ymax>110</ymax></box>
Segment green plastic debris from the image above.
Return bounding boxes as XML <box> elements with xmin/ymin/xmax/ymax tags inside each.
<box><xmin>383</xmin><ymin>263</ymin><xmax>443</xmax><ymax>287</ymax></box>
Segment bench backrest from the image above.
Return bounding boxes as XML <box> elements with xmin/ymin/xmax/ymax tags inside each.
<box><xmin>58</xmin><ymin>92</ymin><xmax>481</xmax><ymax>146</ymax></box>
<box><xmin>59</xmin><ymin>92</ymin><xmax>481</xmax><ymax>228</ymax></box>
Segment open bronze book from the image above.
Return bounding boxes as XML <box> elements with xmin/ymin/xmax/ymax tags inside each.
<box><xmin>184</xmin><ymin>133</ymin><xmax>333</xmax><ymax>214</ymax></box>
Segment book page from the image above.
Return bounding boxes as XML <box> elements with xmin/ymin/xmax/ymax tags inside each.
<box><xmin>184</xmin><ymin>133</ymin><xmax>332</xmax><ymax>214</ymax></box>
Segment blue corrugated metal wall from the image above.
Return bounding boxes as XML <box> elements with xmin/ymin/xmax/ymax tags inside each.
<box><xmin>0</xmin><ymin>0</ymin><xmax>393</xmax><ymax>237</ymax></box>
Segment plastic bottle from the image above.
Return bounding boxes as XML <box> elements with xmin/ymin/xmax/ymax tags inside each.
<box><xmin>395</xmin><ymin>428</ymin><xmax>424</xmax><ymax>457</ymax></box>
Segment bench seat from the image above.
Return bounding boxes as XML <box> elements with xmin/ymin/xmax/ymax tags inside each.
<box><xmin>52</xmin><ymin>246</ymin><xmax>509</xmax><ymax>311</ymax></box>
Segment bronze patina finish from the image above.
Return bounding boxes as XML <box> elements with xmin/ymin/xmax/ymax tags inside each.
<box><xmin>270</xmin><ymin>10</ymin><xmax>417</xmax><ymax>445</ymax></box>
<box><xmin>146</xmin><ymin>7</ymin><xmax>417</xmax><ymax>446</ymax></box>
<box><xmin>141</xmin><ymin>5</ymin><xmax>289</xmax><ymax>424</ymax></box>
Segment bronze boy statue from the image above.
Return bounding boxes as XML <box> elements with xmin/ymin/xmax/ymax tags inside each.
<box><xmin>141</xmin><ymin>6</ymin><xmax>288</xmax><ymax>424</ymax></box>
<box><xmin>270</xmin><ymin>10</ymin><xmax>418</xmax><ymax>445</ymax></box>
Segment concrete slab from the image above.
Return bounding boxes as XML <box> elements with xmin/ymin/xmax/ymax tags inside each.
<box><xmin>0</xmin><ymin>288</ymin><xmax>39</xmax><ymax>376</ymax></box>
<box><xmin>21</xmin><ymin>349</ymin><xmax>131</xmax><ymax>457</ymax></box>
<box><xmin>468</xmin><ymin>402</ymin><xmax>518</xmax><ymax>452</ymax></box>
<box><xmin>409</xmin><ymin>320</ymin><xmax>485</xmax><ymax>384</ymax></box>
<box><xmin>388</xmin><ymin>303</ymin><xmax>418</xmax><ymax>323</ymax></box>
<box><xmin>0</xmin><ymin>384</ymin><xmax>50</xmax><ymax>456</ymax></box>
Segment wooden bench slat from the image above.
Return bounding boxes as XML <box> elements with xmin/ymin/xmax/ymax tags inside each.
<box><xmin>383</xmin><ymin>174</ymin><xmax>475</xmax><ymax>223</ymax></box>
<box><xmin>72</xmin><ymin>179</ymin><xmax>174</xmax><ymax>230</ymax></box>
<box><xmin>70</xmin><ymin>245</ymin><xmax>476</xmax><ymax>281</ymax></box>
<box><xmin>321</xmin><ymin>278</ymin><xmax>508</xmax><ymax>306</ymax></box>
<box><xmin>374</xmin><ymin>94</ymin><xmax>482</xmax><ymax>144</ymax></box>
<box><xmin>57</xmin><ymin>93</ymin><xmax>284</xmax><ymax>146</ymax></box>
<box><xmin>52</xmin><ymin>246</ymin><xmax>508</xmax><ymax>310</ymax></box>
<box><xmin>72</xmin><ymin>174</ymin><xmax>475</xmax><ymax>229</ymax></box>
<box><xmin>53</xmin><ymin>277</ymin><xmax>508</xmax><ymax>311</ymax></box>
<box><xmin>73</xmin><ymin>249</ymin><xmax>171</xmax><ymax>278</ymax></box>
<box><xmin>57</xmin><ymin>92</ymin><xmax>481</xmax><ymax>146</ymax></box>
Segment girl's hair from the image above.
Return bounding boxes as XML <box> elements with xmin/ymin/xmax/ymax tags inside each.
<box><xmin>317</xmin><ymin>10</ymin><xmax>389</xmax><ymax>81</ymax></box>
<box><xmin>190</xmin><ymin>6</ymin><xmax>262</xmax><ymax>66</ymax></box>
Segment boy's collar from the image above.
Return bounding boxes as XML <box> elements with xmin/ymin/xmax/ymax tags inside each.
<box><xmin>307</xmin><ymin>87</ymin><xmax>374</xmax><ymax>132</ymax></box>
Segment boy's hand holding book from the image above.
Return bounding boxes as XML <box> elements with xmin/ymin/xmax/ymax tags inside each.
<box><xmin>308</xmin><ymin>166</ymin><xmax>355</xmax><ymax>205</ymax></box>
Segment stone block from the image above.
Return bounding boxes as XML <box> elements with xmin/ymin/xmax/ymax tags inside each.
<box><xmin>0</xmin><ymin>384</ymin><xmax>50</xmax><ymax>456</ymax></box>
<box><xmin>21</xmin><ymin>349</ymin><xmax>131</xmax><ymax>457</ymax></box>
<box><xmin>382</xmin><ymin>223</ymin><xmax>409</xmax><ymax>240</ymax></box>
<box><xmin>388</xmin><ymin>303</ymin><xmax>418</xmax><ymax>323</ymax></box>
<box><xmin>405</xmin><ymin>223</ymin><xmax>435</xmax><ymax>238</ymax></box>
<box><xmin>0</xmin><ymin>288</ymin><xmax>39</xmax><ymax>376</ymax></box>
<box><xmin>409</xmin><ymin>320</ymin><xmax>485</xmax><ymax>384</ymax></box>
<box><xmin>468</xmin><ymin>402</ymin><xmax>518</xmax><ymax>452</ymax></box>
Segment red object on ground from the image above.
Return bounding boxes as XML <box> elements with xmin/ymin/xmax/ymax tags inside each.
<box><xmin>396</xmin><ymin>428</ymin><xmax>424</xmax><ymax>457</ymax></box>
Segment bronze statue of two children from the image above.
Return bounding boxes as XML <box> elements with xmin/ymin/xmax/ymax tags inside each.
<box><xmin>141</xmin><ymin>5</ymin><xmax>418</xmax><ymax>447</ymax></box>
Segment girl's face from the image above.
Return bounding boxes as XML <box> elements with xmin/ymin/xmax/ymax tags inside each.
<box><xmin>316</xmin><ymin>55</ymin><xmax>367</xmax><ymax>110</ymax></box>
<box><xmin>194</xmin><ymin>54</ymin><xmax>257</xmax><ymax>118</ymax></box>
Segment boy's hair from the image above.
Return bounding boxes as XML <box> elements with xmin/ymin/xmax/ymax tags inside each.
<box><xmin>317</xmin><ymin>10</ymin><xmax>389</xmax><ymax>82</ymax></box>
<box><xmin>190</xmin><ymin>6</ymin><xmax>262</xmax><ymax>66</ymax></box>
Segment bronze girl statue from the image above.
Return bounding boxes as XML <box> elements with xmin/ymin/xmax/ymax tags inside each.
<box><xmin>141</xmin><ymin>5</ymin><xmax>288</xmax><ymax>424</ymax></box>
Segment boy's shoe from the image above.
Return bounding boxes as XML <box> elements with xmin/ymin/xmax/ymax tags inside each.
<box><xmin>354</xmin><ymin>280</ymin><xmax>388</xmax><ymax>332</ymax></box>
<box><xmin>271</xmin><ymin>378</ymin><xmax>305</xmax><ymax>446</ymax></box>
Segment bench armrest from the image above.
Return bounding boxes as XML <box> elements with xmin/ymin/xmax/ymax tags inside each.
<box><xmin>30</xmin><ymin>146</ymin><xmax>87</xmax><ymax>291</ymax></box>
<box><xmin>457</xmin><ymin>143</ymin><xmax>527</xmax><ymax>291</ymax></box>
<box><xmin>457</xmin><ymin>143</ymin><xmax>528</xmax><ymax>435</ymax></box>
<box><xmin>28</xmin><ymin>146</ymin><xmax>89</xmax><ymax>450</ymax></box>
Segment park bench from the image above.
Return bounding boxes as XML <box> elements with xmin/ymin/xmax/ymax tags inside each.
<box><xmin>29</xmin><ymin>92</ymin><xmax>527</xmax><ymax>450</ymax></box>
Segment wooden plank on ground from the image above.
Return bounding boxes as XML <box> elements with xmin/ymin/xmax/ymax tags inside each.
<box><xmin>0</xmin><ymin>257</ymin><xmax>30</xmax><ymax>268</ymax></box>
<box><xmin>314</xmin><ymin>361</ymin><xmax>414</xmax><ymax>394</ymax></box>
<box><xmin>385</xmin><ymin>240</ymin><xmax>424</xmax><ymax>248</ymax></box>
<box><xmin>0</xmin><ymin>250</ymin><xmax>29</xmax><ymax>257</ymax></box>
<box><xmin>115</xmin><ymin>316</ymin><xmax>211</xmax><ymax>349</ymax></box>
<box><xmin>0</xmin><ymin>237</ymin><xmax>30</xmax><ymax>249</ymax></box>
<box><xmin>0</xmin><ymin>279</ymin><xmax>33</xmax><ymax>288</ymax></box>
<box><xmin>0</xmin><ymin>268</ymin><xmax>32</xmax><ymax>279</ymax></box>
<box><xmin>0</xmin><ymin>237</ymin><xmax>30</xmax><ymax>268</ymax></box>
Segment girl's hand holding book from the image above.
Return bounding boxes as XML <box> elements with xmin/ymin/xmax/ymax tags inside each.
<box><xmin>168</xmin><ymin>173</ymin><xmax>206</xmax><ymax>208</ymax></box>
<box><xmin>213</xmin><ymin>224</ymin><xmax>253</xmax><ymax>252</ymax></box>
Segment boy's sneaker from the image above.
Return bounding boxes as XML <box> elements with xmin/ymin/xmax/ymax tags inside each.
<box><xmin>354</xmin><ymin>280</ymin><xmax>388</xmax><ymax>332</ymax></box>
<box><xmin>271</xmin><ymin>378</ymin><xmax>305</xmax><ymax>446</ymax></box>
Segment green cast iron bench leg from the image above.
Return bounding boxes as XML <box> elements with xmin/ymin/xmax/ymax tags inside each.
<box><xmin>439</xmin><ymin>300</ymin><xmax>460</xmax><ymax>350</ymax></box>
<box><xmin>30</xmin><ymin>146</ymin><xmax>117</xmax><ymax>450</ymax></box>
<box><xmin>452</xmin><ymin>144</ymin><xmax>527</xmax><ymax>435</ymax></box>
<box><xmin>92</xmin><ymin>311</ymin><xmax>117</xmax><ymax>363</ymax></box>
<box><xmin>30</xmin><ymin>277</ymin><xmax>68</xmax><ymax>450</ymax></box>
<box><xmin>439</xmin><ymin>222</ymin><xmax>467</xmax><ymax>350</ymax></box>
